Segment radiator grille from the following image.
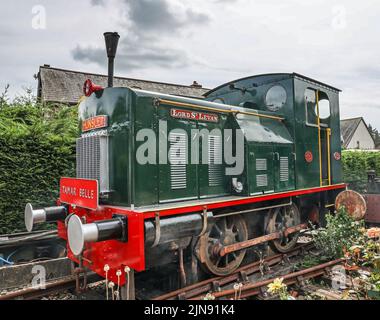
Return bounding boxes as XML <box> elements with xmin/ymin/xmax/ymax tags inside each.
<box><xmin>256</xmin><ymin>158</ymin><xmax>267</xmax><ymax>171</ymax></box>
<box><xmin>169</xmin><ymin>132</ymin><xmax>187</xmax><ymax>190</ymax></box>
<box><xmin>76</xmin><ymin>135</ymin><xmax>109</xmax><ymax>192</ymax></box>
<box><xmin>256</xmin><ymin>174</ymin><xmax>268</xmax><ymax>187</ymax></box>
<box><xmin>280</xmin><ymin>157</ymin><xmax>289</xmax><ymax>182</ymax></box>
<box><xmin>208</xmin><ymin>135</ymin><xmax>223</xmax><ymax>187</ymax></box>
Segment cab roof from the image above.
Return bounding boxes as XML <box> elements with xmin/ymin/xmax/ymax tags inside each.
<box><xmin>205</xmin><ymin>72</ymin><xmax>341</xmax><ymax>96</ymax></box>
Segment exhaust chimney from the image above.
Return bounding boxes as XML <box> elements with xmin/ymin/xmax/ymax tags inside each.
<box><xmin>104</xmin><ymin>32</ymin><xmax>120</xmax><ymax>88</ymax></box>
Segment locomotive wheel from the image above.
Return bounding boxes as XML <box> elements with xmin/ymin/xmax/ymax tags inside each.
<box><xmin>266</xmin><ymin>204</ymin><xmax>301</xmax><ymax>253</ymax></box>
<box><xmin>199</xmin><ymin>215</ymin><xmax>248</xmax><ymax>276</ymax></box>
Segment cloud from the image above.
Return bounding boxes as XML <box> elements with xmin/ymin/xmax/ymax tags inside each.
<box><xmin>72</xmin><ymin>41</ymin><xmax>189</xmax><ymax>70</ymax></box>
<box><xmin>2</xmin><ymin>0</ymin><xmax>380</xmax><ymax>130</ymax></box>
<box><xmin>213</xmin><ymin>0</ymin><xmax>239</xmax><ymax>3</ymax></box>
<box><xmin>90</xmin><ymin>0</ymin><xmax>104</xmax><ymax>6</ymax></box>
<box><xmin>125</xmin><ymin>0</ymin><xmax>209</xmax><ymax>33</ymax></box>
<box><xmin>71</xmin><ymin>0</ymin><xmax>210</xmax><ymax>71</ymax></box>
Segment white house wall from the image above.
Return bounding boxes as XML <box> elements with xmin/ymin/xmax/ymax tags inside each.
<box><xmin>346</xmin><ymin>120</ymin><xmax>375</xmax><ymax>149</ymax></box>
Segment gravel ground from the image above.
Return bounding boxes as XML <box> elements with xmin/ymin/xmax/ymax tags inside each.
<box><xmin>40</xmin><ymin>280</ymin><xmax>108</xmax><ymax>300</ymax></box>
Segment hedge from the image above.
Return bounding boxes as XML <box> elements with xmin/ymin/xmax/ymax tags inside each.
<box><xmin>342</xmin><ymin>150</ymin><xmax>380</xmax><ymax>193</ymax></box>
<box><xmin>0</xmin><ymin>98</ymin><xmax>78</xmax><ymax>233</ymax></box>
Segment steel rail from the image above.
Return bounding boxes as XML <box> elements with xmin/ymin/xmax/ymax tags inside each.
<box><xmin>0</xmin><ymin>230</ymin><xmax>58</xmax><ymax>246</ymax></box>
<box><xmin>191</xmin><ymin>258</ymin><xmax>344</xmax><ymax>300</ymax></box>
<box><xmin>153</xmin><ymin>242</ymin><xmax>315</xmax><ymax>300</ymax></box>
<box><xmin>0</xmin><ymin>273</ymin><xmax>100</xmax><ymax>300</ymax></box>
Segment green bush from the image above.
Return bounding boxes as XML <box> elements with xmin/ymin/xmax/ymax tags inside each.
<box><xmin>0</xmin><ymin>94</ymin><xmax>78</xmax><ymax>233</ymax></box>
<box><xmin>342</xmin><ymin>150</ymin><xmax>380</xmax><ymax>192</ymax></box>
<box><xmin>313</xmin><ymin>207</ymin><xmax>365</xmax><ymax>260</ymax></box>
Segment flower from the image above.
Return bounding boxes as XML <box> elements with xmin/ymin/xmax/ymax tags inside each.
<box><xmin>267</xmin><ymin>278</ymin><xmax>286</xmax><ymax>294</ymax></box>
<box><xmin>367</xmin><ymin>228</ymin><xmax>380</xmax><ymax>239</ymax></box>
<box><xmin>203</xmin><ymin>293</ymin><xmax>215</xmax><ymax>300</ymax></box>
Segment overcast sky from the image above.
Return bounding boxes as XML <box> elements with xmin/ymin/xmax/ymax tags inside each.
<box><xmin>1</xmin><ymin>0</ymin><xmax>380</xmax><ymax>128</ymax></box>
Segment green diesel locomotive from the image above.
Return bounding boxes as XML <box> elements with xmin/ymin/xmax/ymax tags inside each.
<box><xmin>25</xmin><ymin>33</ymin><xmax>346</xmax><ymax>297</ymax></box>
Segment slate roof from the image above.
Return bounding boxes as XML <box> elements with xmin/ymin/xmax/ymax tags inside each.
<box><xmin>37</xmin><ymin>65</ymin><xmax>209</xmax><ymax>104</ymax></box>
<box><xmin>340</xmin><ymin>117</ymin><xmax>373</xmax><ymax>148</ymax></box>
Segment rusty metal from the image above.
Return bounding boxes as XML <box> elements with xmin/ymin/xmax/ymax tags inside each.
<box><xmin>198</xmin><ymin>206</ymin><xmax>208</xmax><ymax>237</ymax></box>
<box><xmin>283</xmin><ymin>223</ymin><xmax>308</xmax><ymax>237</ymax></box>
<box><xmin>219</xmin><ymin>223</ymin><xmax>308</xmax><ymax>257</ymax></box>
<box><xmin>363</xmin><ymin>194</ymin><xmax>380</xmax><ymax>224</ymax></box>
<box><xmin>335</xmin><ymin>190</ymin><xmax>366</xmax><ymax>220</ymax></box>
<box><xmin>308</xmin><ymin>205</ymin><xmax>320</xmax><ymax>224</ymax></box>
<box><xmin>74</xmin><ymin>266</ymin><xmax>87</xmax><ymax>293</ymax></box>
<box><xmin>199</xmin><ymin>215</ymin><xmax>248</xmax><ymax>276</ymax></box>
<box><xmin>0</xmin><ymin>277</ymin><xmax>77</xmax><ymax>300</ymax></box>
<box><xmin>191</xmin><ymin>258</ymin><xmax>344</xmax><ymax>300</ymax></box>
<box><xmin>266</xmin><ymin>204</ymin><xmax>302</xmax><ymax>253</ymax></box>
<box><xmin>0</xmin><ymin>273</ymin><xmax>99</xmax><ymax>300</ymax></box>
<box><xmin>239</xmin><ymin>270</ymin><xmax>249</xmax><ymax>282</ymax></box>
<box><xmin>178</xmin><ymin>248</ymin><xmax>186</xmax><ymax>288</ymax></box>
<box><xmin>153</xmin><ymin>242</ymin><xmax>314</xmax><ymax>300</ymax></box>
<box><xmin>220</xmin><ymin>233</ymin><xmax>279</xmax><ymax>257</ymax></box>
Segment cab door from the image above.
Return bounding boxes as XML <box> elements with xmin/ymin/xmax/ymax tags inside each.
<box><xmin>274</xmin><ymin>145</ymin><xmax>295</xmax><ymax>192</ymax></box>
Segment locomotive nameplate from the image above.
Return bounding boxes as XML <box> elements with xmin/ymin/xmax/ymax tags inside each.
<box><xmin>82</xmin><ymin>115</ymin><xmax>108</xmax><ymax>132</ymax></box>
<box><xmin>60</xmin><ymin>177</ymin><xmax>98</xmax><ymax>210</ymax></box>
<box><xmin>170</xmin><ymin>108</ymin><xmax>219</xmax><ymax>123</ymax></box>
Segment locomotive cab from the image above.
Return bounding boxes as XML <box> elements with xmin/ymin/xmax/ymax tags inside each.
<box><xmin>206</xmin><ymin>73</ymin><xmax>343</xmax><ymax>189</ymax></box>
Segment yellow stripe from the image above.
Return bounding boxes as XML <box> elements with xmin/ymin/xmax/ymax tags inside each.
<box><xmin>327</xmin><ymin>128</ymin><xmax>331</xmax><ymax>185</ymax></box>
<box><xmin>158</xmin><ymin>99</ymin><xmax>284</xmax><ymax>121</ymax></box>
<box><xmin>316</xmin><ymin>90</ymin><xmax>323</xmax><ymax>186</ymax></box>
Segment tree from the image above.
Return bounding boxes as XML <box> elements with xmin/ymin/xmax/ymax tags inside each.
<box><xmin>368</xmin><ymin>123</ymin><xmax>380</xmax><ymax>149</ymax></box>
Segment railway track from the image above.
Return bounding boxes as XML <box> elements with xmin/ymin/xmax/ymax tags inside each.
<box><xmin>0</xmin><ymin>272</ymin><xmax>101</xmax><ymax>300</ymax></box>
<box><xmin>154</xmin><ymin>242</ymin><xmax>343</xmax><ymax>300</ymax></box>
<box><xmin>0</xmin><ymin>230</ymin><xmax>66</xmax><ymax>269</ymax></box>
<box><xmin>191</xmin><ymin>258</ymin><xmax>343</xmax><ymax>300</ymax></box>
<box><xmin>1</xmin><ymin>240</ymin><xmax>344</xmax><ymax>300</ymax></box>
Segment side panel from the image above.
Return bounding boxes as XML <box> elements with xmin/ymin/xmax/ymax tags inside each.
<box><xmin>198</xmin><ymin>119</ymin><xmax>229</xmax><ymax>198</ymax></box>
<box><xmin>158</xmin><ymin>106</ymin><xmax>198</xmax><ymax>203</ymax></box>
<box><xmin>134</xmin><ymin>96</ymin><xmax>159</xmax><ymax>206</ymax></box>
<box><xmin>248</xmin><ymin>144</ymin><xmax>274</xmax><ymax>195</ymax></box>
<box><xmin>274</xmin><ymin>144</ymin><xmax>295</xmax><ymax>192</ymax></box>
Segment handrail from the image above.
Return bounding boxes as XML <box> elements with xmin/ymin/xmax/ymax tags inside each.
<box><xmin>157</xmin><ymin>98</ymin><xmax>284</xmax><ymax>121</ymax></box>
<box><xmin>327</xmin><ymin>128</ymin><xmax>331</xmax><ymax>185</ymax></box>
<box><xmin>316</xmin><ymin>90</ymin><xmax>323</xmax><ymax>187</ymax></box>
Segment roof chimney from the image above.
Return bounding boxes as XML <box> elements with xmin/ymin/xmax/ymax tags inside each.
<box><xmin>190</xmin><ymin>81</ymin><xmax>202</xmax><ymax>88</ymax></box>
